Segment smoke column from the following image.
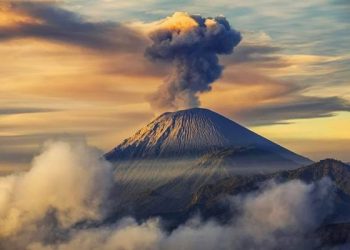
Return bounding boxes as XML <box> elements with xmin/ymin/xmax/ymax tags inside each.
<box><xmin>145</xmin><ymin>12</ymin><xmax>241</xmax><ymax>112</ymax></box>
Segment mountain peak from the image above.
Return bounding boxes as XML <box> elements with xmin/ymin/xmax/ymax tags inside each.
<box><xmin>156</xmin><ymin>108</ymin><xmax>234</xmax><ymax>127</ymax></box>
<box><xmin>308</xmin><ymin>158</ymin><xmax>349</xmax><ymax>170</ymax></box>
<box><xmin>105</xmin><ymin>108</ymin><xmax>311</xmax><ymax>167</ymax></box>
<box><xmin>161</xmin><ymin>107</ymin><xmax>218</xmax><ymax>116</ymax></box>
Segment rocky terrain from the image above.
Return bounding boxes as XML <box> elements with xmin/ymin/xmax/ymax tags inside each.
<box><xmin>104</xmin><ymin>108</ymin><xmax>350</xmax><ymax>248</ymax></box>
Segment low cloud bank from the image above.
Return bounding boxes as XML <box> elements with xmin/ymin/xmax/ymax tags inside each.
<box><xmin>0</xmin><ymin>141</ymin><xmax>114</xmax><ymax>248</ymax></box>
<box><xmin>0</xmin><ymin>141</ymin><xmax>334</xmax><ymax>250</ymax></box>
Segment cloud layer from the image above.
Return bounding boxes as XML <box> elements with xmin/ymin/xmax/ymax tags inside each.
<box><xmin>0</xmin><ymin>141</ymin><xmax>335</xmax><ymax>250</ymax></box>
<box><xmin>28</xmin><ymin>179</ymin><xmax>333</xmax><ymax>250</ymax></box>
<box><xmin>0</xmin><ymin>1</ymin><xmax>349</xmax><ymax>167</ymax></box>
<box><xmin>0</xmin><ymin>1</ymin><xmax>147</xmax><ymax>51</ymax></box>
<box><xmin>0</xmin><ymin>141</ymin><xmax>114</xmax><ymax>246</ymax></box>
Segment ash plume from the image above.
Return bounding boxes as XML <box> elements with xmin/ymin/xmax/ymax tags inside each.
<box><xmin>145</xmin><ymin>12</ymin><xmax>241</xmax><ymax>112</ymax></box>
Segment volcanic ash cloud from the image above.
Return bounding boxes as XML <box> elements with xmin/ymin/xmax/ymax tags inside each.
<box><xmin>145</xmin><ymin>12</ymin><xmax>241</xmax><ymax>112</ymax></box>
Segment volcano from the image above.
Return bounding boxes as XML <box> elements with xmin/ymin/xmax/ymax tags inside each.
<box><xmin>104</xmin><ymin>108</ymin><xmax>312</xmax><ymax>219</ymax></box>
<box><xmin>106</xmin><ymin>110</ymin><xmax>349</xmax><ymax>247</ymax></box>
<box><xmin>103</xmin><ymin>109</ymin><xmax>350</xmax><ymax>242</ymax></box>
<box><xmin>105</xmin><ymin>108</ymin><xmax>310</xmax><ymax>167</ymax></box>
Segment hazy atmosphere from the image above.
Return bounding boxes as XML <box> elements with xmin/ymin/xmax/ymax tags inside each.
<box><xmin>1</xmin><ymin>0</ymin><xmax>349</xmax><ymax>173</ymax></box>
<box><xmin>1</xmin><ymin>1</ymin><xmax>350</xmax><ymax>249</ymax></box>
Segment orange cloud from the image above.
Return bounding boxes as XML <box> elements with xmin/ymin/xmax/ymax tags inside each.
<box><xmin>0</xmin><ymin>3</ymin><xmax>42</xmax><ymax>27</ymax></box>
<box><xmin>0</xmin><ymin>5</ymin><xmax>349</xmax><ymax>171</ymax></box>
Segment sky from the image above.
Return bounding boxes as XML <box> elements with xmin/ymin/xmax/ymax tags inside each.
<box><xmin>0</xmin><ymin>0</ymin><xmax>349</xmax><ymax>172</ymax></box>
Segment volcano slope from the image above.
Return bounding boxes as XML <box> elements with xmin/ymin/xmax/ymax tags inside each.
<box><xmin>104</xmin><ymin>109</ymin><xmax>350</xmax><ymax>248</ymax></box>
<box><xmin>105</xmin><ymin>108</ymin><xmax>312</xmax><ymax>219</ymax></box>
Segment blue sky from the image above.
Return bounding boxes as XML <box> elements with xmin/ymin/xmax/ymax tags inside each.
<box><xmin>69</xmin><ymin>0</ymin><xmax>349</xmax><ymax>54</ymax></box>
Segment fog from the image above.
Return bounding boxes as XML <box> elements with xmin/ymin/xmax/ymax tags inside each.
<box><xmin>0</xmin><ymin>141</ymin><xmax>334</xmax><ymax>250</ymax></box>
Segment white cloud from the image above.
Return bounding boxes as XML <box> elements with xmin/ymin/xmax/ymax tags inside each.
<box><xmin>0</xmin><ymin>140</ymin><xmax>114</xmax><ymax>238</ymax></box>
<box><xmin>0</xmin><ymin>140</ymin><xmax>335</xmax><ymax>250</ymax></box>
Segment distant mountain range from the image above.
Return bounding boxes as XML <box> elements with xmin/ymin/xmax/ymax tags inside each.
<box><xmin>108</xmin><ymin>158</ymin><xmax>350</xmax><ymax>221</ymax></box>
<box><xmin>189</xmin><ymin>159</ymin><xmax>350</xmax><ymax>222</ymax></box>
